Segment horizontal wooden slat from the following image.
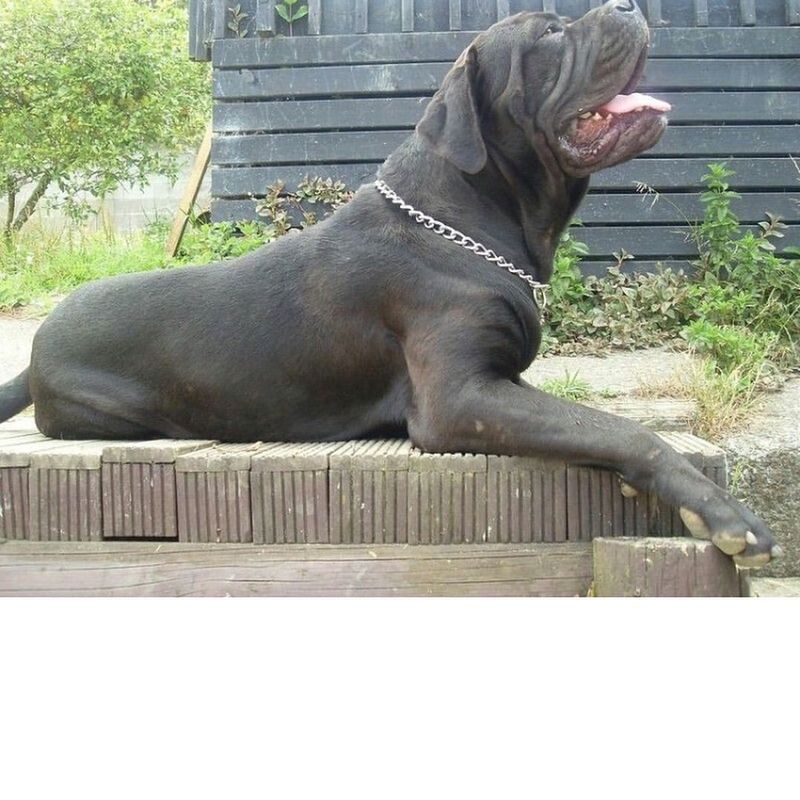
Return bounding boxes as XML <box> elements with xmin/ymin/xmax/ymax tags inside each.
<box><xmin>572</xmin><ymin>224</ymin><xmax>800</xmax><ymax>257</ymax></box>
<box><xmin>212</xmin><ymin>59</ymin><xmax>800</xmax><ymax>99</ymax></box>
<box><xmin>212</xmin><ymin>192</ymin><xmax>800</xmax><ymax>226</ymax></box>
<box><xmin>213</xmin><ymin>92</ymin><xmax>800</xmax><ymax>132</ymax></box>
<box><xmin>577</xmin><ymin>192</ymin><xmax>800</xmax><ymax>225</ymax></box>
<box><xmin>212</xmin><ymin>125</ymin><xmax>800</xmax><ymax>165</ymax></box>
<box><xmin>0</xmin><ymin>541</ymin><xmax>594</xmax><ymax>597</ymax></box>
<box><xmin>211</xmin><ymin>157</ymin><xmax>800</xmax><ymax>197</ymax></box>
<box><xmin>212</xmin><ymin>28</ymin><xmax>800</xmax><ymax>68</ymax></box>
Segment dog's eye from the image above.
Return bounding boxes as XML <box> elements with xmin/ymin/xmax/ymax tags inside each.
<box><xmin>542</xmin><ymin>24</ymin><xmax>563</xmax><ymax>37</ymax></box>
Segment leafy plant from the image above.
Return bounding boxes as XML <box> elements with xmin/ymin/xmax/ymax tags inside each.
<box><xmin>275</xmin><ymin>0</ymin><xmax>308</xmax><ymax>36</ymax></box>
<box><xmin>255</xmin><ymin>177</ymin><xmax>353</xmax><ymax>236</ymax></box>
<box><xmin>691</xmin><ymin>162</ymin><xmax>800</xmax><ymax>366</ymax></box>
<box><xmin>227</xmin><ymin>3</ymin><xmax>249</xmax><ymax>37</ymax></box>
<box><xmin>0</xmin><ymin>0</ymin><xmax>210</xmax><ymax>239</ymax></box>
<box><xmin>539</xmin><ymin>371</ymin><xmax>594</xmax><ymax>402</ymax></box>
<box><xmin>175</xmin><ymin>219</ymin><xmax>274</xmax><ymax>263</ymax></box>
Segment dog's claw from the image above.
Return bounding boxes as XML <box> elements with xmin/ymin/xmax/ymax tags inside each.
<box><xmin>745</xmin><ymin>530</ymin><xmax>758</xmax><ymax>546</ymax></box>
<box><xmin>619</xmin><ymin>480</ymin><xmax>638</xmax><ymax>498</ymax></box>
<box><xmin>772</xmin><ymin>545</ymin><xmax>784</xmax><ymax>559</ymax></box>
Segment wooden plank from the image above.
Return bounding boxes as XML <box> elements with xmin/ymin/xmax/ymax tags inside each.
<box><xmin>496</xmin><ymin>0</ymin><xmax>511</xmax><ymax>20</ymax></box>
<box><xmin>354</xmin><ymin>0</ymin><xmax>368</xmax><ymax>34</ymax></box>
<box><xmin>307</xmin><ymin>0</ymin><xmax>322</xmax><ymax>35</ymax></box>
<box><xmin>212</xmin><ymin>28</ymin><xmax>800</xmax><ymax>67</ymax></box>
<box><xmin>165</xmin><ymin>125</ymin><xmax>212</xmax><ymax>258</ymax></box>
<box><xmin>574</xmin><ymin>192</ymin><xmax>800</xmax><ymax>226</ymax></box>
<box><xmin>572</xmin><ymin>224</ymin><xmax>800</xmax><ymax>257</ymax></box>
<box><xmin>402</xmin><ymin>0</ymin><xmax>415</xmax><ymax>32</ymax></box>
<box><xmin>590</xmin><ymin>157</ymin><xmax>800</xmax><ymax>190</ymax></box>
<box><xmin>212</xmin><ymin>0</ymin><xmax>227</xmax><ymax>40</ymax></box>
<box><xmin>211</xmin><ymin>157</ymin><xmax>800</xmax><ymax>197</ymax></box>
<box><xmin>188</xmin><ymin>0</ymin><xmax>211</xmax><ymax>61</ymax></box>
<box><xmin>213</xmin><ymin>92</ymin><xmax>800</xmax><ymax>133</ymax></box>
<box><xmin>592</xmin><ymin>538</ymin><xmax>743</xmax><ymax>597</ymax></box>
<box><xmin>543</xmin><ymin>1</ymin><xmax>557</xmax><ymax>13</ymax></box>
<box><xmin>739</xmin><ymin>0</ymin><xmax>756</xmax><ymax>25</ymax></box>
<box><xmin>449</xmin><ymin>0</ymin><xmax>462</xmax><ymax>31</ymax></box>
<box><xmin>0</xmin><ymin>542</ymin><xmax>594</xmax><ymax>597</ymax></box>
<box><xmin>788</xmin><ymin>0</ymin><xmax>800</xmax><ymax>25</ymax></box>
<box><xmin>694</xmin><ymin>0</ymin><xmax>709</xmax><ymax>26</ymax></box>
<box><xmin>212</xmin><ymin>60</ymin><xmax>800</xmax><ymax>100</ymax></box>
<box><xmin>250</xmin><ymin>442</ymin><xmax>342</xmax><ymax>544</ymax></box>
<box><xmin>255</xmin><ymin>0</ymin><xmax>277</xmax><ymax>37</ymax></box>
<box><xmin>211</xmin><ymin>194</ymin><xmax>793</xmax><ymax>228</ymax></box>
<box><xmin>175</xmin><ymin>443</ymin><xmax>262</xmax><ymax>543</ymax></box>
<box><xmin>644</xmin><ymin>0</ymin><xmax>664</xmax><ymax>26</ymax></box>
<box><xmin>211</xmin><ymin>125</ymin><xmax>800</xmax><ymax>168</ymax></box>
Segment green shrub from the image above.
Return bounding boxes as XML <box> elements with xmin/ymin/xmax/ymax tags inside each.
<box><xmin>0</xmin><ymin>0</ymin><xmax>210</xmax><ymax>237</ymax></box>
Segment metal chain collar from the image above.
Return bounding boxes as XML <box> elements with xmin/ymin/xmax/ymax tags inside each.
<box><xmin>374</xmin><ymin>179</ymin><xmax>549</xmax><ymax>312</ymax></box>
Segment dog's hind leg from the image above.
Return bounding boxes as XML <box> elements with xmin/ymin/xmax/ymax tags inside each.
<box><xmin>34</xmin><ymin>397</ymin><xmax>160</xmax><ymax>440</ymax></box>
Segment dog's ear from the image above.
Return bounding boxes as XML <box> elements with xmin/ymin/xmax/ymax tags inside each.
<box><xmin>416</xmin><ymin>45</ymin><xmax>487</xmax><ymax>174</ymax></box>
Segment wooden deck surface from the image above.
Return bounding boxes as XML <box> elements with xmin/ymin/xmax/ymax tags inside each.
<box><xmin>0</xmin><ymin>541</ymin><xmax>594</xmax><ymax>597</ymax></box>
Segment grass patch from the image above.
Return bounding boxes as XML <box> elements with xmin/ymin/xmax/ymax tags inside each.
<box><xmin>0</xmin><ymin>224</ymin><xmax>172</xmax><ymax>311</ymax></box>
<box><xmin>538</xmin><ymin>371</ymin><xmax>595</xmax><ymax>401</ymax></box>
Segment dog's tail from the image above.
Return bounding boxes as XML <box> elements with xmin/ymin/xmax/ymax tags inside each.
<box><xmin>0</xmin><ymin>369</ymin><xmax>33</xmax><ymax>422</ymax></box>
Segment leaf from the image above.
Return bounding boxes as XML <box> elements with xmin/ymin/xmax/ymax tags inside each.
<box><xmin>275</xmin><ymin>5</ymin><xmax>291</xmax><ymax>22</ymax></box>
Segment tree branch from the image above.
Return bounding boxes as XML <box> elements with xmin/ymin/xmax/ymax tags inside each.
<box><xmin>4</xmin><ymin>178</ymin><xmax>16</xmax><ymax>241</ymax></box>
<box><xmin>11</xmin><ymin>174</ymin><xmax>50</xmax><ymax>233</ymax></box>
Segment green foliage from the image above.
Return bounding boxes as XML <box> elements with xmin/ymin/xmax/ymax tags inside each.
<box><xmin>690</xmin><ymin>162</ymin><xmax>799</xmax><ymax>363</ymax></box>
<box><xmin>682</xmin><ymin>320</ymin><xmax>778</xmax><ymax>378</ymax></box>
<box><xmin>175</xmin><ymin>219</ymin><xmax>274</xmax><ymax>263</ymax></box>
<box><xmin>0</xmin><ymin>225</ymin><xmax>172</xmax><ymax>310</ymax></box>
<box><xmin>275</xmin><ymin>0</ymin><xmax>308</xmax><ymax>34</ymax></box>
<box><xmin>544</xmin><ymin>239</ymin><xmax>692</xmax><ymax>356</ymax></box>
<box><xmin>255</xmin><ymin>177</ymin><xmax>354</xmax><ymax>236</ymax></box>
<box><xmin>0</xmin><ymin>0</ymin><xmax>210</xmax><ymax>236</ymax></box>
<box><xmin>227</xmin><ymin>3</ymin><xmax>249</xmax><ymax>37</ymax></box>
<box><xmin>538</xmin><ymin>371</ymin><xmax>594</xmax><ymax>401</ymax></box>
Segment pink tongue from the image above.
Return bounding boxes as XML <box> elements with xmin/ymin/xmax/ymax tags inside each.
<box><xmin>598</xmin><ymin>93</ymin><xmax>672</xmax><ymax>114</ymax></box>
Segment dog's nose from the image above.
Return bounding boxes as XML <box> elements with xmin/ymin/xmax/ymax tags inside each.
<box><xmin>614</xmin><ymin>0</ymin><xmax>638</xmax><ymax>11</ymax></box>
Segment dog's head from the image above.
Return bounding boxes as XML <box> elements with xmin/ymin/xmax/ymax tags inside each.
<box><xmin>417</xmin><ymin>0</ymin><xmax>669</xmax><ymax>179</ymax></box>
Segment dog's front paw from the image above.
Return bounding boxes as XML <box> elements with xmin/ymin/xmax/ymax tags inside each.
<box><xmin>679</xmin><ymin>501</ymin><xmax>780</xmax><ymax>568</ymax></box>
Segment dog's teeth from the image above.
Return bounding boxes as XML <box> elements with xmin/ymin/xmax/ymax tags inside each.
<box><xmin>578</xmin><ymin>111</ymin><xmax>593</xmax><ymax>119</ymax></box>
<box><xmin>592</xmin><ymin>112</ymin><xmax>602</xmax><ymax>121</ymax></box>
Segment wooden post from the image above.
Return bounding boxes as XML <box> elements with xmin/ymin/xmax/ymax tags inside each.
<box><xmin>165</xmin><ymin>125</ymin><xmax>212</xmax><ymax>258</ymax></box>
<box><xmin>592</xmin><ymin>538</ymin><xmax>744</xmax><ymax>597</ymax></box>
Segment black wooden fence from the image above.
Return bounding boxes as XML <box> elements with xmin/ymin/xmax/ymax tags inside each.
<box><xmin>189</xmin><ymin>1</ymin><xmax>800</xmax><ymax>272</ymax></box>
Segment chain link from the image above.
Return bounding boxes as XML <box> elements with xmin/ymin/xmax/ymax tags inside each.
<box><xmin>374</xmin><ymin>179</ymin><xmax>549</xmax><ymax>312</ymax></box>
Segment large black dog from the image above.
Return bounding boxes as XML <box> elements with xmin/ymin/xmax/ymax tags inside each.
<box><xmin>0</xmin><ymin>0</ymin><xmax>778</xmax><ymax>567</ymax></box>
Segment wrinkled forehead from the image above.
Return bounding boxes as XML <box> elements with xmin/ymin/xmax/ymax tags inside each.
<box><xmin>472</xmin><ymin>12</ymin><xmax>564</xmax><ymax>93</ymax></box>
<box><xmin>475</xmin><ymin>10</ymin><xmax>561</xmax><ymax>48</ymax></box>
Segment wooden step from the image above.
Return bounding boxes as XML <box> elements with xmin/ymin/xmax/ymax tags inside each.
<box><xmin>0</xmin><ymin>430</ymin><xmax>726</xmax><ymax>544</ymax></box>
<box><xmin>0</xmin><ymin>538</ymin><xmax>747</xmax><ymax>598</ymax></box>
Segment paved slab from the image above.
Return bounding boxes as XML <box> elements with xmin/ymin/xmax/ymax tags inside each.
<box><xmin>521</xmin><ymin>347</ymin><xmax>694</xmax><ymax>394</ymax></box>
<box><xmin>749</xmin><ymin>577</ymin><xmax>800</xmax><ymax>598</ymax></box>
